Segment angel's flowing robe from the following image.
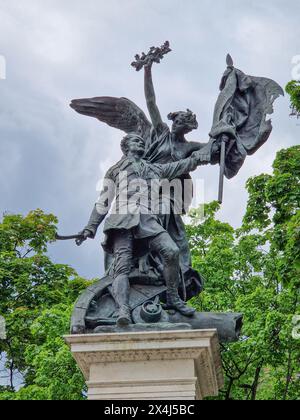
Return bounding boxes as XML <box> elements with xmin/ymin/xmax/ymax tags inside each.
<box><xmin>144</xmin><ymin>123</ymin><xmax>204</xmax><ymax>297</ymax></box>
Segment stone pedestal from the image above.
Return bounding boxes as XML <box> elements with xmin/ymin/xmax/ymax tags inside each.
<box><xmin>65</xmin><ymin>329</ymin><xmax>224</xmax><ymax>400</ymax></box>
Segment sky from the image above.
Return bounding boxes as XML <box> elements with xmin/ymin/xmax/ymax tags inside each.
<box><xmin>0</xmin><ymin>0</ymin><xmax>299</xmax><ymax>280</ymax></box>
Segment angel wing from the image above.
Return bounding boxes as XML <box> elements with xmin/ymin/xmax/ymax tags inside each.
<box><xmin>70</xmin><ymin>96</ymin><xmax>152</xmax><ymax>140</ymax></box>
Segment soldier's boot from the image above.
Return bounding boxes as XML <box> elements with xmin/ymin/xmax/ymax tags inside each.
<box><xmin>163</xmin><ymin>256</ymin><xmax>196</xmax><ymax>317</ymax></box>
<box><xmin>111</xmin><ymin>275</ymin><xmax>132</xmax><ymax>327</ymax></box>
<box><xmin>165</xmin><ymin>288</ymin><xmax>196</xmax><ymax>317</ymax></box>
<box><xmin>117</xmin><ymin>304</ymin><xmax>132</xmax><ymax>327</ymax></box>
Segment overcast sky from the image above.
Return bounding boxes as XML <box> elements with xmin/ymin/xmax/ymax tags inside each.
<box><xmin>0</xmin><ymin>0</ymin><xmax>299</xmax><ymax>279</ymax></box>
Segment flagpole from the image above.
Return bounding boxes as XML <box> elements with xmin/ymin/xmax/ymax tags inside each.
<box><xmin>218</xmin><ymin>137</ymin><xmax>227</xmax><ymax>204</ymax></box>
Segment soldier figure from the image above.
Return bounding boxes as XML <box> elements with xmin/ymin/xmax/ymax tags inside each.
<box><xmin>77</xmin><ymin>133</ymin><xmax>212</xmax><ymax>326</ymax></box>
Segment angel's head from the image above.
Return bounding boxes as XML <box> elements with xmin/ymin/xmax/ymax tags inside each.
<box><xmin>168</xmin><ymin>109</ymin><xmax>198</xmax><ymax>135</ymax></box>
<box><xmin>121</xmin><ymin>133</ymin><xmax>145</xmax><ymax>157</ymax></box>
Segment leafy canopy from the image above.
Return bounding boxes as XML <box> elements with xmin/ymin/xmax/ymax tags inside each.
<box><xmin>187</xmin><ymin>146</ymin><xmax>300</xmax><ymax>400</ymax></box>
<box><xmin>286</xmin><ymin>80</ymin><xmax>300</xmax><ymax>118</ymax></box>
<box><xmin>0</xmin><ymin>146</ymin><xmax>299</xmax><ymax>400</ymax></box>
<box><xmin>0</xmin><ymin>210</ymin><xmax>89</xmax><ymax>400</ymax></box>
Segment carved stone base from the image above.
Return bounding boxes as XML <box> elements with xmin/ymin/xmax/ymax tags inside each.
<box><xmin>93</xmin><ymin>322</ymin><xmax>192</xmax><ymax>334</ymax></box>
<box><xmin>65</xmin><ymin>329</ymin><xmax>224</xmax><ymax>400</ymax></box>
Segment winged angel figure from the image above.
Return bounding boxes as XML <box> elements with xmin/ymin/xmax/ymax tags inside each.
<box><xmin>62</xmin><ymin>42</ymin><xmax>283</xmax><ymax>331</ymax></box>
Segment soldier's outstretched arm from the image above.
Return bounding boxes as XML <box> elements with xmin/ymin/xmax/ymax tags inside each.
<box><xmin>158</xmin><ymin>143</ymin><xmax>212</xmax><ymax>180</ymax></box>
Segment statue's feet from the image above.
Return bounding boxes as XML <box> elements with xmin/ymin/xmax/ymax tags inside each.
<box><xmin>117</xmin><ymin>305</ymin><xmax>132</xmax><ymax>327</ymax></box>
<box><xmin>164</xmin><ymin>297</ymin><xmax>196</xmax><ymax>317</ymax></box>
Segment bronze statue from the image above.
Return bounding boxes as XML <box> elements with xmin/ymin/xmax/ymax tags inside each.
<box><xmin>57</xmin><ymin>42</ymin><xmax>283</xmax><ymax>341</ymax></box>
<box><xmin>76</xmin><ymin>133</ymin><xmax>213</xmax><ymax>326</ymax></box>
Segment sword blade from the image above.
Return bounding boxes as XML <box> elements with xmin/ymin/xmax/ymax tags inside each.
<box><xmin>55</xmin><ymin>233</ymin><xmax>82</xmax><ymax>241</ymax></box>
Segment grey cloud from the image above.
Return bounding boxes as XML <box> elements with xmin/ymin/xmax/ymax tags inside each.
<box><xmin>0</xmin><ymin>0</ymin><xmax>299</xmax><ymax>278</ymax></box>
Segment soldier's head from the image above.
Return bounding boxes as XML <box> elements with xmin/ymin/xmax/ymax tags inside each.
<box><xmin>121</xmin><ymin>133</ymin><xmax>145</xmax><ymax>157</ymax></box>
<box><xmin>168</xmin><ymin>109</ymin><xmax>198</xmax><ymax>136</ymax></box>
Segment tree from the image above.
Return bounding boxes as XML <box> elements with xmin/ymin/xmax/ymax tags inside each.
<box><xmin>286</xmin><ymin>80</ymin><xmax>300</xmax><ymax>118</ymax></box>
<box><xmin>0</xmin><ymin>147</ymin><xmax>299</xmax><ymax>400</ymax></box>
<box><xmin>186</xmin><ymin>145</ymin><xmax>300</xmax><ymax>400</ymax></box>
<box><xmin>0</xmin><ymin>210</ymin><xmax>88</xmax><ymax>400</ymax></box>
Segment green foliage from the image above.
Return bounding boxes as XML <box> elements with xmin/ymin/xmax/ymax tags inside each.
<box><xmin>0</xmin><ymin>146</ymin><xmax>299</xmax><ymax>400</ymax></box>
<box><xmin>286</xmin><ymin>80</ymin><xmax>300</xmax><ymax>118</ymax></box>
<box><xmin>187</xmin><ymin>146</ymin><xmax>300</xmax><ymax>400</ymax></box>
<box><xmin>0</xmin><ymin>210</ymin><xmax>88</xmax><ymax>400</ymax></box>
